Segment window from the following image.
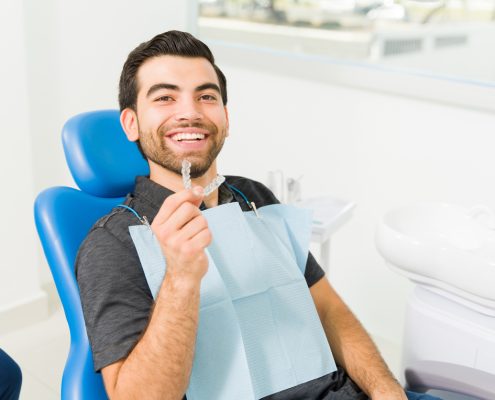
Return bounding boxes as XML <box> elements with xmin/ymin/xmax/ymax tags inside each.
<box><xmin>198</xmin><ymin>0</ymin><xmax>495</xmax><ymax>85</ymax></box>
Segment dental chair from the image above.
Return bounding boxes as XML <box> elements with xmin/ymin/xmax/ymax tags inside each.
<box><xmin>34</xmin><ymin>110</ymin><xmax>149</xmax><ymax>400</ymax></box>
<box><xmin>376</xmin><ymin>203</ymin><xmax>495</xmax><ymax>400</ymax></box>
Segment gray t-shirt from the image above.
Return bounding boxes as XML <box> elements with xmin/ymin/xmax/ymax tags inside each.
<box><xmin>76</xmin><ymin>175</ymin><xmax>367</xmax><ymax>399</ymax></box>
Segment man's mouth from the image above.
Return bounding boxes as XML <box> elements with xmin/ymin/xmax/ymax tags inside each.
<box><xmin>170</xmin><ymin>132</ymin><xmax>206</xmax><ymax>142</ymax></box>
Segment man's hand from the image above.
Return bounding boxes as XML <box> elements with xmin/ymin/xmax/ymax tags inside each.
<box><xmin>152</xmin><ymin>186</ymin><xmax>211</xmax><ymax>282</ymax></box>
<box><xmin>370</xmin><ymin>381</ymin><xmax>408</xmax><ymax>400</ymax></box>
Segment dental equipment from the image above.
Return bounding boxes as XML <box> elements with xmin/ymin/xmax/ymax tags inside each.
<box><xmin>182</xmin><ymin>159</ymin><xmax>225</xmax><ymax>196</ymax></box>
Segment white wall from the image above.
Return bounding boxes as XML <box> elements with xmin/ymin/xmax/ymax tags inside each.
<box><xmin>214</xmin><ymin>59</ymin><xmax>495</xmax><ymax>346</ymax></box>
<box><xmin>0</xmin><ymin>0</ymin><xmax>196</xmax><ymax>329</ymax></box>
<box><xmin>0</xmin><ymin>1</ymin><xmax>46</xmax><ymax>329</ymax></box>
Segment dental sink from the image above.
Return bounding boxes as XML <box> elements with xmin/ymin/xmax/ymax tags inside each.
<box><xmin>376</xmin><ymin>202</ymin><xmax>495</xmax><ymax>314</ymax></box>
<box><xmin>376</xmin><ymin>203</ymin><xmax>495</xmax><ymax>400</ymax></box>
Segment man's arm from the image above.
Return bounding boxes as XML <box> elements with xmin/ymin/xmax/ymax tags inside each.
<box><xmin>310</xmin><ymin>277</ymin><xmax>407</xmax><ymax>399</ymax></box>
<box><xmin>102</xmin><ymin>187</ymin><xmax>210</xmax><ymax>400</ymax></box>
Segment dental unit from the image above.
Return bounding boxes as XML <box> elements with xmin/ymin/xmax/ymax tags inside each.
<box><xmin>376</xmin><ymin>202</ymin><xmax>495</xmax><ymax>400</ymax></box>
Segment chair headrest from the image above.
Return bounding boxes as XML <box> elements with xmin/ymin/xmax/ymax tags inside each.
<box><xmin>62</xmin><ymin>110</ymin><xmax>149</xmax><ymax>198</ymax></box>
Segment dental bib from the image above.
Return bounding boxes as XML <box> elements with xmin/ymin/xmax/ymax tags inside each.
<box><xmin>129</xmin><ymin>202</ymin><xmax>336</xmax><ymax>400</ymax></box>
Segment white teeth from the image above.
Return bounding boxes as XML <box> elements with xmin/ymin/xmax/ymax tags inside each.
<box><xmin>172</xmin><ymin>132</ymin><xmax>206</xmax><ymax>141</ymax></box>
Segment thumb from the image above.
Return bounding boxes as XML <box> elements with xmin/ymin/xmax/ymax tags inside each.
<box><xmin>190</xmin><ymin>186</ymin><xmax>205</xmax><ymax>207</ymax></box>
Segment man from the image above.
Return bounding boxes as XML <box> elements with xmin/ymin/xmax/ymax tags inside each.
<box><xmin>76</xmin><ymin>30</ymin><xmax>434</xmax><ymax>400</ymax></box>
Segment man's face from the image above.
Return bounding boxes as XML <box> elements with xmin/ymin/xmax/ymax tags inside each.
<box><xmin>133</xmin><ymin>56</ymin><xmax>229</xmax><ymax>178</ymax></box>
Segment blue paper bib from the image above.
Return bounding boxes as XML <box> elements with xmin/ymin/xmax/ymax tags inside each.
<box><xmin>129</xmin><ymin>203</ymin><xmax>336</xmax><ymax>400</ymax></box>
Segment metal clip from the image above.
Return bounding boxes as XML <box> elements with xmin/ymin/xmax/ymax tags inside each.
<box><xmin>250</xmin><ymin>202</ymin><xmax>261</xmax><ymax>218</ymax></box>
<box><xmin>142</xmin><ymin>216</ymin><xmax>152</xmax><ymax>232</ymax></box>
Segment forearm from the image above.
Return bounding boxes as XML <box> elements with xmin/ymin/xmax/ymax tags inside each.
<box><xmin>109</xmin><ymin>276</ymin><xmax>201</xmax><ymax>400</ymax></box>
<box><xmin>322</xmin><ymin>302</ymin><xmax>400</xmax><ymax>397</ymax></box>
<box><xmin>311</xmin><ymin>278</ymin><xmax>404</xmax><ymax>398</ymax></box>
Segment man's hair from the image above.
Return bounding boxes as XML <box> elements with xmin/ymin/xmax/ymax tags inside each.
<box><xmin>118</xmin><ymin>30</ymin><xmax>228</xmax><ymax>111</ymax></box>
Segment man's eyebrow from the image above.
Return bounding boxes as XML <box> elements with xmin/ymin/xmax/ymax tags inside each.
<box><xmin>146</xmin><ymin>83</ymin><xmax>179</xmax><ymax>98</ymax></box>
<box><xmin>195</xmin><ymin>83</ymin><xmax>221</xmax><ymax>94</ymax></box>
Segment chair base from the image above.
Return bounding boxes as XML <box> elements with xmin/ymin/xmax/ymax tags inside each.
<box><xmin>402</xmin><ymin>286</ymin><xmax>495</xmax><ymax>400</ymax></box>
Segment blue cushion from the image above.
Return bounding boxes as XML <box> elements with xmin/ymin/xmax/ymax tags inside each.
<box><xmin>62</xmin><ymin>110</ymin><xmax>149</xmax><ymax>198</ymax></box>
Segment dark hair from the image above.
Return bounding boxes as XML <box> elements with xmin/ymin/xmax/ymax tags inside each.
<box><xmin>119</xmin><ymin>30</ymin><xmax>227</xmax><ymax>112</ymax></box>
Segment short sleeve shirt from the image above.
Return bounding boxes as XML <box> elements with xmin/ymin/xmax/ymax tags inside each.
<box><xmin>76</xmin><ymin>175</ymin><xmax>325</xmax><ymax>371</ymax></box>
<box><xmin>75</xmin><ymin>176</ymin><xmax>365</xmax><ymax>399</ymax></box>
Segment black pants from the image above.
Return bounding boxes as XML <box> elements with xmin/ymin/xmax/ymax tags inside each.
<box><xmin>0</xmin><ymin>349</ymin><xmax>21</xmax><ymax>400</ymax></box>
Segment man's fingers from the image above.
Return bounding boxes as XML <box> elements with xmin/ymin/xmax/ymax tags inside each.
<box><xmin>174</xmin><ymin>215</ymin><xmax>209</xmax><ymax>243</ymax></box>
<box><xmin>159</xmin><ymin>202</ymin><xmax>202</xmax><ymax>236</ymax></box>
<box><xmin>154</xmin><ymin>186</ymin><xmax>204</xmax><ymax>224</ymax></box>
<box><xmin>188</xmin><ymin>227</ymin><xmax>212</xmax><ymax>251</ymax></box>
<box><xmin>168</xmin><ymin>226</ymin><xmax>212</xmax><ymax>258</ymax></box>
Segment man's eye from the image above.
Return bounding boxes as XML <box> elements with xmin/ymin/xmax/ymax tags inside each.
<box><xmin>156</xmin><ymin>96</ymin><xmax>173</xmax><ymax>102</ymax></box>
<box><xmin>200</xmin><ymin>94</ymin><xmax>217</xmax><ymax>101</ymax></box>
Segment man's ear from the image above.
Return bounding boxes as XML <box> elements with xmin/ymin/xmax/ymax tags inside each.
<box><xmin>120</xmin><ymin>108</ymin><xmax>139</xmax><ymax>142</ymax></box>
<box><xmin>224</xmin><ymin>106</ymin><xmax>230</xmax><ymax>137</ymax></box>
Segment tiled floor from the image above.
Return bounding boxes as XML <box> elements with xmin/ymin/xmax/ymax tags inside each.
<box><xmin>0</xmin><ymin>295</ymin><xmax>403</xmax><ymax>400</ymax></box>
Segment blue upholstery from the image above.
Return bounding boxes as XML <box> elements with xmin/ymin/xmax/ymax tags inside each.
<box><xmin>62</xmin><ymin>110</ymin><xmax>149</xmax><ymax>197</ymax></box>
<box><xmin>34</xmin><ymin>110</ymin><xmax>149</xmax><ymax>399</ymax></box>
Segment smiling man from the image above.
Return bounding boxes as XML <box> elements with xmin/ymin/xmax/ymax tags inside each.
<box><xmin>75</xmin><ymin>31</ymin><xmax>436</xmax><ymax>400</ymax></box>
<box><xmin>119</xmin><ymin>53</ymin><xmax>229</xmax><ymax>205</ymax></box>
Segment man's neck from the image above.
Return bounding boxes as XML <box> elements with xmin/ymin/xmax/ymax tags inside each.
<box><xmin>148</xmin><ymin>160</ymin><xmax>220</xmax><ymax>208</ymax></box>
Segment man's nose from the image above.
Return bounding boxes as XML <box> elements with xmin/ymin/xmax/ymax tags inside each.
<box><xmin>174</xmin><ymin>100</ymin><xmax>203</xmax><ymax>122</ymax></box>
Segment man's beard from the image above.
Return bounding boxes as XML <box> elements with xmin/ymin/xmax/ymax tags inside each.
<box><xmin>138</xmin><ymin>120</ymin><xmax>226</xmax><ymax>179</ymax></box>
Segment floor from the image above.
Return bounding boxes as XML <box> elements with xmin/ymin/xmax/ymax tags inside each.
<box><xmin>0</xmin><ymin>304</ymin><xmax>68</xmax><ymax>399</ymax></box>
<box><xmin>0</xmin><ymin>292</ymin><xmax>403</xmax><ymax>400</ymax></box>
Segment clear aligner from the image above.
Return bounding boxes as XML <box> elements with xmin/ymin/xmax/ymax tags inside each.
<box><xmin>181</xmin><ymin>159</ymin><xmax>192</xmax><ymax>190</ymax></box>
<box><xmin>203</xmin><ymin>175</ymin><xmax>226</xmax><ymax>196</ymax></box>
<box><xmin>181</xmin><ymin>159</ymin><xmax>225</xmax><ymax>195</ymax></box>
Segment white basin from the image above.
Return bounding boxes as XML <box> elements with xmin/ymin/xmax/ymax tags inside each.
<box><xmin>376</xmin><ymin>202</ymin><xmax>495</xmax><ymax>313</ymax></box>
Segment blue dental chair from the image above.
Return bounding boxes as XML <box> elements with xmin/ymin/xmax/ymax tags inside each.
<box><xmin>34</xmin><ymin>110</ymin><xmax>149</xmax><ymax>400</ymax></box>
